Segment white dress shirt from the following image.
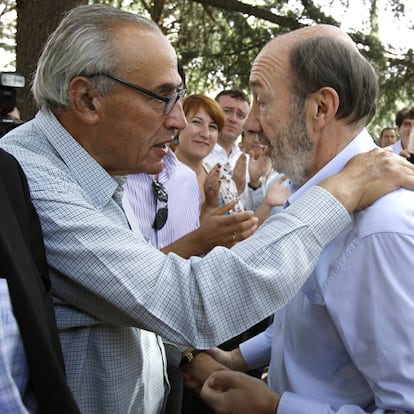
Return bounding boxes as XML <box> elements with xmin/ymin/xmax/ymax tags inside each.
<box><xmin>241</xmin><ymin>129</ymin><xmax>414</xmax><ymax>413</ymax></box>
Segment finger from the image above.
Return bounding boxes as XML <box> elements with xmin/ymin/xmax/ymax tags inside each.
<box><xmin>203</xmin><ymin>371</ymin><xmax>234</xmax><ymax>392</ymax></box>
<box><xmin>235</xmin><ymin>153</ymin><xmax>247</xmax><ymax>168</ymax></box>
<box><xmin>225</xmin><ymin>210</ymin><xmax>256</xmax><ymax>223</ymax></box>
<box><xmin>210</xmin><ymin>200</ymin><xmax>238</xmax><ymax>216</ymax></box>
<box><xmin>200</xmin><ymin>380</ymin><xmax>226</xmax><ymax>409</ymax></box>
<box><xmin>228</xmin><ymin>213</ymin><xmax>258</xmax><ymax>230</ymax></box>
<box><xmin>184</xmin><ymin>379</ymin><xmax>202</xmax><ymax>394</ymax></box>
<box><xmin>233</xmin><ymin>220</ymin><xmax>257</xmax><ymax>242</ymax></box>
<box><xmin>226</xmin><ymin>216</ymin><xmax>258</xmax><ymax>242</ymax></box>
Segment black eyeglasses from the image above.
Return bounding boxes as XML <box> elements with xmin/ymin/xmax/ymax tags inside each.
<box><xmin>152</xmin><ymin>180</ymin><xmax>168</xmax><ymax>230</ymax></box>
<box><xmin>89</xmin><ymin>73</ymin><xmax>186</xmax><ymax>114</ymax></box>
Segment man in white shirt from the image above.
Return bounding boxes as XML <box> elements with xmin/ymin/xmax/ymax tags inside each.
<box><xmin>205</xmin><ymin>89</ymin><xmax>250</xmax><ymax>169</ymax></box>
<box><xmin>184</xmin><ymin>24</ymin><xmax>414</xmax><ymax>414</ymax></box>
<box><xmin>204</xmin><ymin>90</ymin><xmax>254</xmax><ymax>209</ymax></box>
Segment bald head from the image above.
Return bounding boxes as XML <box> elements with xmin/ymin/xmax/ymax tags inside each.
<box><xmin>276</xmin><ymin>24</ymin><xmax>352</xmax><ymax>47</ymax></box>
<box><xmin>251</xmin><ymin>24</ymin><xmax>377</xmax><ymax>127</ymax></box>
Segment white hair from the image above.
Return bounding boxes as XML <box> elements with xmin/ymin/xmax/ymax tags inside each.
<box><xmin>32</xmin><ymin>4</ymin><xmax>162</xmax><ymax>111</ymax></box>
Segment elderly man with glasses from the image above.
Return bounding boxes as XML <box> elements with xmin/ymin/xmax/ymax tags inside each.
<box><xmin>2</xmin><ymin>5</ymin><xmax>414</xmax><ymax>414</ymax></box>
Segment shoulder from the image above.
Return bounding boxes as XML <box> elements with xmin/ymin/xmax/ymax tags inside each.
<box><xmin>355</xmin><ymin>188</ymin><xmax>414</xmax><ymax>237</ymax></box>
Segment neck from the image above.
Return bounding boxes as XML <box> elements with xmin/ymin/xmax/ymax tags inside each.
<box><xmin>312</xmin><ymin>124</ymin><xmax>363</xmax><ymax>180</ymax></box>
<box><xmin>175</xmin><ymin>149</ymin><xmax>207</xmax><ymax>200</ymax></box>
<box><xmin>401</xmin><ymin>136</ymin><xmax>408</xmax><ymax>150</ymax></box>
<box><xmin>217</xmin><ymin>138</ymin><xmax>235</xmax><ymax>156</ymax></box>
<box><xmin>175</xmin><ymin>149</ymin><xmax>204</xmax><ymax>177</ymax></box>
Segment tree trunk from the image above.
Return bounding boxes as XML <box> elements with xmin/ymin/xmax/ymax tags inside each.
<box><xmin>15</xmin><ymin>0</ymin><xmax>87</xmax><ymax>121</ymax></box>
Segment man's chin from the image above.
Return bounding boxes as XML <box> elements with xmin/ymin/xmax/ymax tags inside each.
<box><xmin>138</xmin><ymin>159</ymin><xmax>164</xmax><ymax>175</ymax></box>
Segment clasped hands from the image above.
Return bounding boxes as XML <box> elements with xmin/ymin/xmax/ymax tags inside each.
<box><xmin>181</xmin><ymin>347</ymin><xmax>281</xmax><ymax>414</ymax></box>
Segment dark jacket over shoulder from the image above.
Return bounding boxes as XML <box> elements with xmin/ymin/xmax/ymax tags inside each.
<box><xmin>0</xmin><ymin>148</ymin><xmax>79</xmax><ymax>413</ymax></box>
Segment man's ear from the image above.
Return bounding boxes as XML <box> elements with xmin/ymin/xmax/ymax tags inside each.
<box><xmin>67</xmin><ymin>76</ymin><xmax>102</xmax><ymax>125</ymax></box>
<box><xmin>307</xmin><ymin>87</ymin><xmax>339</xmax><ymax>131</ymax></box>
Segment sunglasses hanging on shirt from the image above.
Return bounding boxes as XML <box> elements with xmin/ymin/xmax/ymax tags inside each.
<box><xmin>152</xmin><ymin>180</ymin><xmax>168</xmax><ymax>230</ymax></box>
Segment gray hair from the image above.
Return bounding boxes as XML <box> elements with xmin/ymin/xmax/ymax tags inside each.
<box><xmin>32</xmin><ymin>4</ymin><xmax>162</xmax><ymax>111</ymax></box>
<box><xmin>289</xmin><ymin>36</ymin><xmax>378</xmax><ymax>126</ymax></box>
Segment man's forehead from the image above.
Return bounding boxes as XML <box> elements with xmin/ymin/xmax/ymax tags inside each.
<box><xmin>128</xmin><ymin>43</ymin><xmax>181</xmax><ymax>87</ymax></box>
<box><xmin>218</xmin><ymin>95</ymin><xmax>245</xmax><ymax>105</ymax></box>
<box><xmin>249</xmin><ymin>61</ymin><xmax>274</xmax><ymax>93</ymax></box>
<box><xmin>249</xmin><ymin>39</ymin><xmax>287</xmax><ymax>87</ymax></box>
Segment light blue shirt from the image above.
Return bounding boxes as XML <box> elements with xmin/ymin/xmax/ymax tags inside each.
<box><xmin>1</xmin><ymin>110</ymin><xmax>351</xmax><ymax>414</ymax></box>
<box><xmin>241</xmin><ymin>129</ymin><xmax>414</xmax><ymax>413</ymax></box>
<box><xmin>391</xmin><ymin>139</ymin><xmax>403</xmax><ymax>154</ymax></box>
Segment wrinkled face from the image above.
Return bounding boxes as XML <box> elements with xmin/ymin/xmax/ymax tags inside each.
<box><xmin>398</xmin><ymin>118</ymin><xmax>414</xmax><ymax>149</ymax></box>
<box><xmin>379</xmin><ymin>128</ymin><xmax>396</xmax><ymax>147</ymax></box>
<box><xmin>268</xmin><ymin>97</ymin><xmax>315</xmax><ymax>185</ymax></box>
<box><xmin>177</xmin><ymin>107</ymin><xmax>219</xmax><ymax>161</ymax></box>
<box><xmin>246</xmin><ymin>43</ymin><xmax>315</xmax><ymax>185</ymax></box>
<box><xmin>90</xmin><ymin>25</ymin><xmax>186</xmax><ymax>175</ymax></box>
<box><xmin>216</xmin><ymin>95</ymin><xmax>249</xmax><ymax>144</ymax></box>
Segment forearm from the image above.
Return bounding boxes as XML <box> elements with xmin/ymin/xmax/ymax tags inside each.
<box><xmin>317</xmin><ymin>175</ymin><xmax>359</xmax><ymax>213</ymax></box>
<box><xmin>254</xmin><ymin>199</ymin><xmax>273</xmax><ymax>226</ymax></box>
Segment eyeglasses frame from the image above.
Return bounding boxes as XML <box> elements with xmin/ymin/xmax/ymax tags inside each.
<box><xmin>88</xmin><ymin>73</ymin><xmax>186</xmax><ymax>114</ymax></box>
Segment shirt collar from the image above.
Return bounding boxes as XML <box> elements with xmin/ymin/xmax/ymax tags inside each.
<box><xmin>157</xmin><ymin>149</ymin><xmax>179</xmax><ymax>183</ymax></box>
<box><xmin>287</xmin><ymin>128</ymin><xmax>376</xmax><ymax>205</ymax></box>
<box><xmin>36</xmin><ymin>110</ymin><xmax>119</xmax><ymax>209</ymax></box>
<box><xmin>212</xmin><ymin>142</ymin><xmax>241</xmax><ymax>157</ymax></box>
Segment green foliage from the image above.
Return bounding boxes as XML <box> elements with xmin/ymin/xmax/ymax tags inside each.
<box><xmin>175</xmin><ymin>3</ymin><xmax>277</xmax><ymax>94</ymax></box>
<box><xmin>5</xmin><ymin>0</ymin><xmax>414</xmax><ymax>133</ymax></box>
<box><xmin>0</xmin><ymin>0</ymin><xmax>17</xmax><ymax>68</ymax></box>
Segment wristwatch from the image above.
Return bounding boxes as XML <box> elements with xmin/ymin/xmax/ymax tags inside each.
<box><xmin>179</xmin><ymin>349</ymin><xmax>203</xmax><ymax>368</ymax></box>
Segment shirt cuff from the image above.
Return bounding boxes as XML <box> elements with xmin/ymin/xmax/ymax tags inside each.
<box><xmin>239</xmin><ymin>328</ymin><xmax>272</xmax><ymax>369</ymax></box>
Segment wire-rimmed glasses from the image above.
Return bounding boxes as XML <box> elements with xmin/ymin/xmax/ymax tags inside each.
<box><xmin>88</xmin><ymin>73</ymin><xmax>186</xmax><ymax>114</ymax></box>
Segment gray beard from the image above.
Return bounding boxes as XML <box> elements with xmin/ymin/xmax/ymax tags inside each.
<box><xmin>271</xmin><ymin>99</ymin><xmax>314</xmax><ymax>186</ymax></box>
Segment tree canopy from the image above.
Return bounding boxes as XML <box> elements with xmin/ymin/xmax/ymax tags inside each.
<box><xmin>1</xmin><ymin>0</ymin><xmax>413</xmax><ymax>134</ymax></box>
